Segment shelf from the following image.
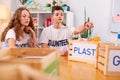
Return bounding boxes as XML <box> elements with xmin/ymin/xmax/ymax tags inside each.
<box><xmin>30</xmin><ymin>10</ymin><xmax>51</xmax><ymax>14</ymax></box>
<box><xmin>30</xmin><ymin>10</ymin><xmax>70</xmax><ymax>14</ymax></box>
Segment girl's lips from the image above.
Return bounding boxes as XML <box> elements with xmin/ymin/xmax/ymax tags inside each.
<box><xmin>25</xmin><ymin>21</ymin><xmax>29</xmax><ymax>23</ymax></box>
<box><xmin>25</xmin><ymin>21</ymin><xmax>29</xmax><ymax>24</ymax></box>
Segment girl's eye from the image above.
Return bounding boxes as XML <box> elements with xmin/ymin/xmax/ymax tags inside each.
<box><xmin>22</xmin><ymin>15</ymin><xmax>30</xmax><ymax>19</ymax></box>
<box><xmin>22</xmin><ymin>15</ymin><xmax>25</xmax><ymax>18</ymax></box>
<box><xmin>21</xmin><ymin>15</ymin><xmax>27</xmax><ymax>18</ymax></box>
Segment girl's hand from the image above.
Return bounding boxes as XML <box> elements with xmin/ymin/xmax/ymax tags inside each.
<box><xmin>25</xmin><ymin>26</ymin><xmax>34</xmax><ymax>33</ymax></box>
<box><xmin>25</xmin><ymin>26</ymin><xmax>38</xmax><ymax>48</ymax></box>
<box><xmin>27</xmin><ymin>38</ymin><xmax>39</xmax><ymax>48</ymax></box>
<box><xmin>25</xmin><ymin>26</ymin><xmax>36</xmax><ymax>38</ymax></box>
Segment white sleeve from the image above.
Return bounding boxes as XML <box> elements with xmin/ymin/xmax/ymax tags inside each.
<box><xmin>39</xmin><ymin>28</ymin><xmax>49</xmax><ymax>44</ymax></box>
<box><xmin>5</xmin><ymin>29</ymin><xmax>16</xmax><ymax>41</ymax></box>
<box><xmin>67</xmin><ymin>27</ymin><xmax>75</xmax><ymax>38</ymax></box>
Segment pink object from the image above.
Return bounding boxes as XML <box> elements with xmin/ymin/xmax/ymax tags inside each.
<box><xmin>113</xmin><ymin>15</ymin><xmax>120</xmax><ymax>23</ymax></box>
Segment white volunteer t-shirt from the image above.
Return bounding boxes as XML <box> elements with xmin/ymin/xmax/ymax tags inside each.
<box><xmin>39</xmin><ymin>25</ymin><xmax>74</xmax><ymax>51</ymax></box>
<box><xmin>2</xmin><ymin>29</ymin><xmax>31</xmax><ymax>48</ymax></box>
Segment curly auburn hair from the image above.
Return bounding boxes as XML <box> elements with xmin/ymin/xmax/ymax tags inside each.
<box><xmin>1</xmin><ymin>7</ymin><xmax>35</xmax><ymax>41</ymax></box>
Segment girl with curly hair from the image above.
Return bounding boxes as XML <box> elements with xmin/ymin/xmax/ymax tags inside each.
<box><xmin>1</xmin><ymin>7</ymin><xmax>38</xmax><ymax>48</ymax></box>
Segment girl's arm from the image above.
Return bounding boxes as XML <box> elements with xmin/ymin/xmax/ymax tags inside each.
<box><xmin>25</xmin><ymin>26</ymin><xmax>38</xmax><ymax>48</ymax></box>
<box><xmin>8</xmin><ymin>38</ymin><xmax>16</xmax><ymax>48</ymax></box>
<box><xmin>29</xmin><ymin>28</ymin><xmax>37</xmax><ymax>42</ymax></box>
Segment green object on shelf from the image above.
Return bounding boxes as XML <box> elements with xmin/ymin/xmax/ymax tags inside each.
<box><xmin>19</xmin><ymin>0</ymin><xmax>27</xmax><ymax>5</ymax></box>
<box><xmin>52</xmin><ymin>0</ymin><xmax>57</xmax><ymax>6</ymax></box>
<box><xmin>45</xmin><ymin>7</ymin><xmax>51</xmax><ymax>11</ymax></box>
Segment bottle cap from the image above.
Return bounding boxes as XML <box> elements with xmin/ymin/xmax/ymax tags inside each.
<box><xmin>118</xmin><ymin>33</ymin><xmax>120</xmax><ymax>39</ymax></box>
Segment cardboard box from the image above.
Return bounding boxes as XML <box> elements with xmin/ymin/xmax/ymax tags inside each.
<box><xmin>97</xmin><ymin>42</ymin><xmax>120</xmax><ymax>76</ymax></box>
<box><xmin>68</xmin><ymin>40</ymin><xmax>98</xmax><ymax>68</ymax></box>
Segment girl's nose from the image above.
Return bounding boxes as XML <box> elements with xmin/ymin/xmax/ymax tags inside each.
<box><xmin>26</xmin><ymin>17</ymin><xmax>29</xmax><ymax>20</ymax></box>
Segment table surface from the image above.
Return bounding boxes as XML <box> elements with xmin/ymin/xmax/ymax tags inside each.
<box><xmin>59</xmin><ymin>56</ymin><xmax>120</xmax><ymax>80</ymax></box>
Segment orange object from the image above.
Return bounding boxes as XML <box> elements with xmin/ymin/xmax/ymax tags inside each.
<box><xmin>87</xmin><ymin>36</ymin><xmax>100</xmax><ymax>42</ymax></box>
<box><xmin>93</xmin><ymin>36</ymin><xmax>100</xmax><ymax>42</ymax></box>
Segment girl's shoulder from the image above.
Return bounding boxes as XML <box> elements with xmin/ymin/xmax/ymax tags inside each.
<box><xmin>7</xmin><ymin>28</ymin><xmax>15</xmax><ymax>33</ymax></box>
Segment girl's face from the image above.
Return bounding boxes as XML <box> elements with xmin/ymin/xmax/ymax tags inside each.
<box><xmin>20</xmin><ymin>10</ymin><xmax>30</xmax><ymax>27</ymax></box>
<box><xmin>52</xmin><ymin>10</ymin><xmax>64</xmax><ymax>24</ymax></box>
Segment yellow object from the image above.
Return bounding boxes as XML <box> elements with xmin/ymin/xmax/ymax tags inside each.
<box><xmin>87</xmin><ymin>36</ymin><xmax>100</xmax><ymax>42</ymax></box>
<box><xmin>93</xmin><ymin>36</ymin><xmax>100</xmax><ymax>41</ymax></box>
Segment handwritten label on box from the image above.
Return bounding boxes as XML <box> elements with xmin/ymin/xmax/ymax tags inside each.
<box><xmin>108</xmin><ymin>50</ymin><xmax>120</xmax><ymax>72</ymax></box>
<box><xmin>72</xmin><ymin>43</ymin><xmax>97</xmax><ymax>61</ymax></box>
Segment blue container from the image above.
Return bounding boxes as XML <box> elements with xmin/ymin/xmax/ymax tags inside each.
<box><xmin>116</xmin><ymin>33</ymin><xmax>120</xmax><ymax>46</ymax></box>
<box><xmin>62</xmin><ymin>6</ymin><xmax>68</xmax><ymax>11</ymax></box>
<box><xmin>117</xmin><ymin>33</ymin><xmax>120</xmax><ymax>39</ymax></box>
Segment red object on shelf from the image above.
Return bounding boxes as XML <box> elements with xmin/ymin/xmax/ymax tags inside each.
<box><xmin>46</xmin><ymin>18</ymin><xmax>51</xmax><ymax>27</ymax></box>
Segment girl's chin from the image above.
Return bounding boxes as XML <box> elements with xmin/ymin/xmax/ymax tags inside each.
<box><xmin>24</xmin><ymin>24</ymin><xmax>29</xmax><ymax>26</ymax></box>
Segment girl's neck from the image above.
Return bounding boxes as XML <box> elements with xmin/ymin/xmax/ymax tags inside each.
<box><xmin>21</xmin><ymin>26</ymin><xmax>25</xmax><ymax>30</ymax></box>
<box><xmin>21</xmin><ymin>26</ymin><xmax>25</xmax><ymax>38</ymax></box>
<box><xmin>53</xmin><ymin>23</ymin><xmax>62</xmax><ymax>29</ymax></box>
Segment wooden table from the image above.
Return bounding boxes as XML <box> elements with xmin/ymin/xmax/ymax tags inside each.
<box><xmin>59</xmin><ymin>56</ymin><xmax>120</xmax><ymax>80</ymax></box>
<box><xmin>0</xmin><ymin>55</ymin><xmax>119</xmax><ymax>80</ymax></box>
